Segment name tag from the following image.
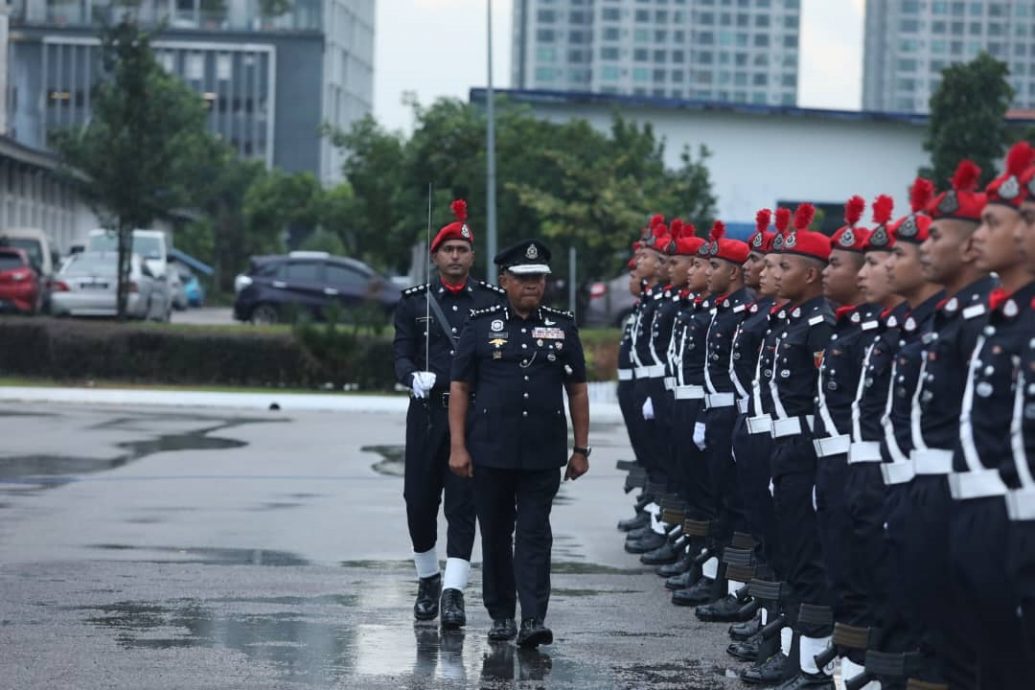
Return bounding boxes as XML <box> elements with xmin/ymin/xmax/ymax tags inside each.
<box><xmin>963</xmin><ymin>304</ymin><xmax>986</xmax><ymax>320</ymax></box>
<box><xmin>808</xmin><ymin>315</ymin><xmax>825</xmax><ymax>326</ymax></box>
<box><xmin>533</xmin><ymin>327</ymin><xmax>565</xmax><ymax>340</ymax></box>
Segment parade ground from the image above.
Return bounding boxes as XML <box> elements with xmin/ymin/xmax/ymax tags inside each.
<box><xmin>0</xmin><ymin>400</ymin><xmax>743</xmax><ymax>690</ymax></box>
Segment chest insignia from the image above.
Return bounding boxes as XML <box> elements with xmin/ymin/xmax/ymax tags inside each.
<box><xmin>491</xmin><ymin>319</ymin><xmax>504</xmax><ymax>332</ymax></box>
<box><xmin>533</xmin><ymin>327</ymin><xmax>565</xmax><ymax>340</ymax></box>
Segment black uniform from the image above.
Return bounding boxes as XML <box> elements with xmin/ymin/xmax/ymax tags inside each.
<box><xmin>393</xmin><ymin>278</ymin><xmax>505</xmax><ymax>559</ymax></box>
<box><xmin>617</xmin><ymin>299</ymin><xmax>642</xmax><ymax>463</ymax></box>
<box><xmin>948</xmin><ymin>282</ymin><xmax>1035</xmax><ymax>690</ymax></box>
<box><xmin>451</xmin><ymin>302</ymin><xmax>586</xmax><ymax>622</ymax></box>
<box><xmin>631</xmin><ymin>284</ymin><xmax>669</xmax><ymax>486</ymax></box>
<box><xmin>898</xmin><ymin>276</ymin><xmax>995</xmax><ymax>688</ymax></box>
<box><xmin>673</xmin><ymin>295</ymin><xmax>716</xmax><ymax>520</ymax></box>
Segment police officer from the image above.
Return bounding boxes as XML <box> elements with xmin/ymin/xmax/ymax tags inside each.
<box><xmin>448</xmin><ymin>239</ymin><xmax>590</xmax><ymax>648</ymax></box>
<box><xmin>392</xmin><ymin>199</ymin><xmax>505</xmax><ymax>627</ymax></box>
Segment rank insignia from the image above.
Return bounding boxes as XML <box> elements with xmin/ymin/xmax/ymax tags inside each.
<box><xmin>491</xmin><ymin>319</ymin><xmax>504</xmax><ymax>332</ymax></box>
<box><xmin>489</xmin><ymin>338</ymin><xmax>507</xmax><ymax>348</ymax></box>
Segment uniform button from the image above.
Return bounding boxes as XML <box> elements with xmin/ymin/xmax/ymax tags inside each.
<box><xmin>522</xmin><ymin>411</ymin><xmax>528</xmax><ymax>417</ymax></box>
<box><xmin>524</xmin><ymin>376</ymin><xmax>529</xmax><ymax>381</ymax></box>
<box><xmin>450</xmin><ymin>350</ymin><xmax>455</xmax><ymax>355</ymax></box>
<box><xmin>523</xmin><ymin>393</ymin><xmax>529</xmax><ymax>399</ymax></box>
<box><xmin>522</xmin><ymin>328</ymin><xmax>527</xmax><ymax>333</ymax></box>
<box><xmin>522</xmin><ymin>344</ymin><xmax>528</xmax><ymax>349</ymax></box>
<box><xmin>452</xmin><ymin>305</ymin><xmax>458</xmax><ymax>311</ymax></box>
<box><xmin>451</xmin><ymin>327</ymin><xmax>457</xmax><ymax>333</ymax></box>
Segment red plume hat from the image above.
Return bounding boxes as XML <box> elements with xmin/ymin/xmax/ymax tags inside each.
<box><xmin>889</xmin><ymin>178</ymin><xmax>934</xmax><ymax>244</ymax></box>
<box><xmin>986</xmin><ymin>141</ymin><xmax>1035</xmax><ymax>209</ymax></box>
<box><xmin>864</xmin><ymin>194</ymin><xmax>897</xmax><ymax>252</ymax></box>
<box><xmin>781</xmin><ymin>203</ymin><xmax>830</xmax><ymax>262</ymax></box>
<box><xmin>928</xmin><ymin>160</ymin><xmax>986</xmax><ymax>222</ymax></box>
<box><xmin>830</xmin><ymin>195</ymin><xmax>870</xmax><ymax>253</ymax></box>
<box><xmin>708</xmin><ymin>220</ymin><xmax>750</xmax><ymax>264</ymax></box>
<box><xmin>749</xmin><ymin>209</ymin><xmax>776</xmax><ymax>253</ymax></box>
<box><xmin>430</xmin><ymin>199</ymin><xmax>474</xmax><ymax>253</ymax></box>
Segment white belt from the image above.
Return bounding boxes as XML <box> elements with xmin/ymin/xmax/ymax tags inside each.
<box><xmin>747</xmin><ymin>414</ymin><xmax>772</xmax><ymax>435</ymax></box>
<box><xmin>1006</xmin><ymin>489</ymin><xmax>1035</xmax><ymax>521</ymax></box>
<box><xmin>949</xmin><ymin>469</ymin><xmax>1007</xmax><ymax>500</ymax></box>
<box><xmin>848</xmin><ymin>441</ymin><xmax>882</xmax><ymax>464</ymax></box>
<box><xmin>617</xmin><ymin>368</ymin><xmax>634</xmax><ymax>381</ymax></box>
<box><xmin>664</xmin><ymin>376</ymin><xmax>676</xmax><ymax>391</ymax></box>
<box><xmin>737</xmin><ymin>398</ymin><xmax>750</xmax><ymax>414</ymax></box>
<box><xmin>634</xmin><ymin>366</ymin><xmax>650</xmax><ymax>379</ymax></box>
<box><xmin>813</xmin><ymin>434</ymin><xmax>851</xmax><ymax>458</ymax></box>
<box><xmin>674</xmin><ymin>385</ymin><xmax>705</xmax><ymax>400</ymax></box>
<box><xmin>912</xmin><ymin>448</ymin><xmax>954</xmax><ymax>476</ymax></box>
<box><xmin>882</xmin><ymin>461</ymin><xmax>915</xmax><ymax>485</ymax></box>
<box><xmin>706</xmin><ymin>393</ymin><xmax>735</xmax><ymax>409</ymax></box>
<box><xmin>646</xmin><ymin>364</ymin><xmax>665</xmax><ymax>378</ymax></box>
<box><xmin>771</xmin><ymin>415</ymin><xmax>814</xmax><ymax>439</ymax></box>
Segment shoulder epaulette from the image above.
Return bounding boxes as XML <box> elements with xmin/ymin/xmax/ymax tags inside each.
<box><xmin>471</xmin><ymin>304</ymin><xmax>504</xmax><ymax>318</ymax></box>
<box><xmin>476</xmin><ymin>279</ymin><xmax>506</xmax><ymax>295</ymax></box>
<box><xmin>402</xmin><ymin>283</ymin><xmax>430</xmax><ymax>297</ymax></box>
<box><xmin>542</xmin><ymin>306</ymin><xmax>575</xmax><ymax>320</ymax></box>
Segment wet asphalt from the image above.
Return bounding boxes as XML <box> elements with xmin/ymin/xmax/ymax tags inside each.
<box><xmin>0</xmin><ymin>403</ymin><xmax>744</xmax><ymax>689</ymax></box>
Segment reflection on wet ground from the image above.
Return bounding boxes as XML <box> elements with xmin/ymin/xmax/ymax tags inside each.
<box><xmin>363</xmin><ymin>444</ymin><xmax>405</xmax><ymax>477</ymax></box>
<box><xmin>89</xmin><ymin>545</ymin><xmax>311</xmax><ymax>567</ymax></box>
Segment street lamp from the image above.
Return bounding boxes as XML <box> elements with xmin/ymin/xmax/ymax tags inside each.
<box><xmin>485</xmin><ymin>0</ymin><xmax>498</xmax><ymax>283</ymax></box>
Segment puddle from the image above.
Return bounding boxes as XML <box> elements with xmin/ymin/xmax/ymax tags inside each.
<box><xmin>362</xmin><ymin>444</ymin><xmax>405</xmax><ymax>477</ymax></box>
<box><xmin>552</xmin><ymin>588</ymin><xmax>640</xmax><ymax>598</ymax></box>
<box><xmin>551</xmin><ymin>561</ymin><xmax>645</xmax><ymax>575</ymax></box>
<box><xmin>89</xmin><ymin>545</ymin><xmax>310</xmax><ymax>567</ymax></box>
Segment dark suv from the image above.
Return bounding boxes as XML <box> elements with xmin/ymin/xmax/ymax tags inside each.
<box><xmin>233</xmin><ymin>252</ymin><xmax>402</xmax><ymax>324</ymax></box>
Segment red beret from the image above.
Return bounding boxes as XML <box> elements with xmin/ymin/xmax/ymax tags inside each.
<box><xmin>665</xmin><ymin>219</ymin><xmax>705</xmax><ymax>256</ymax></box>
<box><xmin>986</xmin><ymin>141</ymin><xmax>1034</xmax><ymax>209</ymax></box>
<box><xmin>929</xmin><ymin>160</ymin><xmax>986</xmax><ymax>222</ymax></box>
<box><xmin>864</xmin><ymin>194</ymin><xmax>897</xmax><ymax>252</ymax></box>
<box><xmin>781</xmin><ymin>204</ymin><xmax>830</xmax><ymax>262</ymax></box>
<box><xmin>890</xmin><ymin>178</ymin><xmax>934</xmax><ymax>244</ymax></box>
<box><xmin>707</xmin><ymin>221</ymin><xmax>750</xmax><ymax>264</ymax></box>
<box><xmin>749</xmin><ymin>209</ymin><xmax>776</xmax><ymax>254</ymax></box>
<box><xmin>829</xmin><ymin>195</ymin><xmax>870</xmax><ymax>253</ymax></box>
<box><xmin>430</xmin><ymin>199</ymin><xmax>474</xmax><ymax>253</ymax></box>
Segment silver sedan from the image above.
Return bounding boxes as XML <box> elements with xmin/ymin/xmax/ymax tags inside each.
<box><xmin>50</xmin><ymin>252</ymin><xmax>165</xmax><ymax>320</ymax></box>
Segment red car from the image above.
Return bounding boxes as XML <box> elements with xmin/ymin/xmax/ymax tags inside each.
<box><xmin>0</xmin><ymin>248</ymin><xmax>42</xmax><ymax>314</ymax></box>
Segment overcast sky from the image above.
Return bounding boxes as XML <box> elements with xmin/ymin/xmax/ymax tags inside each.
<box><xmin>373</xmin><ymin>0</ymin><xmax>866</xmax><ymax>132</ymax></box>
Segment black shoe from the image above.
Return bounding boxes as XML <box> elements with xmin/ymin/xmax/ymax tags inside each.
<box><xmin>656</xmin><ymin>552</ymin><xmax>691</xmax><ymax>577</ymax></box>
<box><xmin>729</xmin><ymin>610</ymin><xmax>763</xmax><ymax>641</ymax></box>
<box><xmin>617</xmin><ymin>512</ymin><xmax>650</xmax><ymax>531</ymax></box>
<box><xmin>414</xmin><ymin>573</ymin><xmax>441</xmax><ymax>621</ymax></box>
<box><xmin>625</xmin><ymin>531</ymin><xmax>667</xmax><ymax>554</ymax></box>
<box><xmin>741</xmin><ymin>652</ymin><xmax>794</xmax><ymax>685</ymax></box>
<box><xmin>696</xmin><ymin>594</ymin><xmax>758</xmax><ymax>623</ymax></box>
<box><xmin>727</xmin><ymin>633</ymin><xmax>762</xmax><ymax>662</ymax></box>
<box><xmin>517</xmin><ymin>618</ymin><xmax>553</xmax><ymax>648</ymax></box>
<box><xmin>671</xmin><ymin>576</ymin><xmax>715</xmax><ymax>607</ymax></box>
<box><xmin>488</xmin><ymin>617</ymin><xmax>518</xmax><ymax>641</ymax></box>
<box><xmin>640</xmin><ymin>540</ymin><xmax>681</xmax><ymax>565</ymax></box>
<box><xmin>665</xmin><ymin>569</ymin><xmax>695</xmax><ymax>591</ymax></box>
<box><xmin>774</xmin><ymin>671</ymin><xmax>834</xmax><ymax>689</ymax></box>
<box><xmin>625</xmin><ymin>524</ymin><xmax>654</xmax><ymax>541</ymax></box>
<box><xmin>440</xmin><ymin>588</ymin><xmax>466</xmax><ymax>629</ymax></box>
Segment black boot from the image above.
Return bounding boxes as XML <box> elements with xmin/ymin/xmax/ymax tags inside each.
<box><xmin>741</xmin><ymin>652</ymin><xmax>795</xmax><ymax>685</ymax></box>
<box><xmin>516</xmin><ymin>618</ymin><xmax>553</xmax><ymax>648</ymax></box>
<box><xmin>640</xmin><ymin>540</ymin><xmax>681</xmax><ymax>565</ymax></box>
<box><xmin>488</xmin><ymin>617</ymin><xmax>517</xmax><ymax>641</ymax></box>
<box><xmin>440</xmin><ymin>588</ymin><xmax>466</xmax><ymax>629</ymax></box>
<box><xmin>656</xmin><ymin>551</ymin><xmax>691</xmax><ymax>577</ymax></box>
<box><xmin>774</xmin><ymin>671</ymin><xmax>834</xmax><ymax>689</ymax></box>
<box><xmin>617</xmin><ymin>512</ymin><xmax>651</xmax><ymax>531</ymax></box>
<box><xmin>624</xmin><ymin>524</ymin><xmax>654</xmax><ymax>542</ymax></box>
<box><xmin>728</xmin><ymin>633</ymin><xmax>763</xmax><ymax>662</ymax></box>
<box><xmin>414</xmin><ymin>573</ymin><xmax>442</xmax><ymax>621</ymax></box>
<box><xmin>671</xmin><ymin>576</ymin><xmax>714</xmax><ymax>606</ymax></box>
<box><xmin>696</xmin><ymin>595</ymin><xmax>758</xmax><ymax>623</ymax></box>
<box><xmin>730</xmin><ymin>609</ymin><xmax>763</xmax><ymax>641</ymax></box>
<box><xmin>625</xmin><ymin>531</ymin><xmax>667</xmax><ymax>554</ymax></box>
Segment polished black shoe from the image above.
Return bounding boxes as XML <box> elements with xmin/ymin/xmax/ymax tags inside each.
<box><xmin>729</xmin><ymin>610</ymin><xmax>763</xmax><ymax>641</ymax></box>
<box><xmin>741</xmin><ymin>652</ymin><xmax>795</xmax><ymax>685</ymax></box>
<box><xmin>640</xmin><ymin>540</ymin><xmax>681</xmax><ymax>565</ymax></box>
<box><xmin>617</xmin><ymin>512</ymin><xmax>650</xmax><ymax>532</ymax></box>
<box><xmin>625</xmin><ymin>524</ymin><xmax>654</xmax><ymax>541</ymax></box>
<box><xmin>656</xmin><ymin>552</ymin><xmax>691</xmax><ymax>577</ymax></box>
<box><xmin>517</xmin><ymin>618</ymin><xmax>553</xmax><ymax>648</ymax></box>
<box><xmin>625</xmin><ymin>531</ymin><xmax>667</xmax><ymax>554</ymax></box>
<box><xmin>440</xmin><ymin>588</ymin><xmax>466</xmax><ymax>629</ymax></box>
<box><xmin>696</xmin><ymin>594</ymin><xmax>758</xmax><ymax>623</ymax></box>
<box><xmin>727</xmin><ymin>633</ymin><xmax>762</xmax><ymax>662</ymax></box>
<box><xmin>671</xmin><ymin>576</ymin><xmax>715</xmax><ymax>606</ymax></box>
<box><xmin>665</xmin><ymin>569</ymin><xmax>695</xmax><ymax>591</ymax></box>
<box><xmin>488</xmin><ymin>617</ymin><xmax>518</xmax><ymax>641</ymax></box>
<box><xmin>775</xmin><ymin>671</ymin><xmax>834</xmax><ymax>689</ymax></box>
<box><xmin>414</xmin><ymin>573</ymin><xmax>441</xmax><ymax>621</ymax></box>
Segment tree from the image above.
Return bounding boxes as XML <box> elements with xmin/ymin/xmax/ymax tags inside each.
<box><xmin>52</xmin><ymin>18</ymin><xmax>212</xmax><ymax>319</ymax></box>
<box><xmin>924</xmin><ymin>52</ymin><xmax>1014</xmax><ymax>187</ymax></box>
<box><xmin>241</xmin><ymin>169</ymin><xmax>323</xmax><ymax>255</ymax></box>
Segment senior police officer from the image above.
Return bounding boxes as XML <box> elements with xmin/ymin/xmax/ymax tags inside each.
<box><xmin>448</xmin><ymin>239</ymin><xmax>591</xmax><ymax>648</ymax></box>
<box><xmin>393</xmin><ymin>199</ymin><xmax>506</xmax><ymax>627</ymax></box>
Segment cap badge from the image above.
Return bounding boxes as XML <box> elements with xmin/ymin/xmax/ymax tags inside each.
<box><xmin>460</xmin><ymin>224</ymin><xmax>472</xmax><ymax>239</ymax></box>
<box><xmin>1000</xmin><ymin>176</ymin><xmax>1021</xmax><ymax>201</ymax></box>
<box><xmin>491</xmin><ymin>319</ymin><xmax>504</xmax><ymax>332</ymax></box>
<box><xmin>752</xmin><ymin>233</ymin><xmax>763</xmax><ymax>248</ymax></box>
<box><xmin>938</xmin><ymin>191</ymin><xmax>959</xmax><ymax>214</ymax></box>
<box><xmin>785</xmin><ymin>233</ymin><xmax>797</xmax><ymax>249</ymax></box>
<box><xmin>773</xmin><ymin>235</ymin><xmax>785</xmax><ymax>251</ymax></box>
<box><xmin>525</xmin><ymin>243</ymin><xmax>539</xmax><ymax>259</ymax></box>
<box><xmin>870</xmin><ymin>226</ymin><xmax>888</xmax><ymax>247</ymax></box>
<box><xmin>1005</xmin><ymin>300</ymin><xmax>1019</xmax><ymax>318</ymax></box>
<box><xmin>839</xmin><ymin>229</ymin><xmax>855</xmax><ymax>247</ymax></box>
<box><xmin>898</xmin><ymin>216</ymin><xmax>918</xmax><ymax>238</ymax></box>
<box><xmin>667</xmin><ymin>240</ymin><xmax>677</xmax><ymax>255</ymax></box>
<box><xmin>709</xmin><ymin>242</ymin><xmax>719</xmax><ymax>256</ymax></box>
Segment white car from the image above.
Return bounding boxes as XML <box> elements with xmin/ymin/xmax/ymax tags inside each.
<box><xmin>50</xmin><ymin>252</ymin><xmax>166</xmax><ymax>320</ymax></box>
<box><xmin>86</xmin><ymin>229</ymin><xmax>172</xmax><ymax>321</ymax></box>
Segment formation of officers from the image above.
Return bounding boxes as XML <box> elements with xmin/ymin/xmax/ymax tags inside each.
<box><xmin>615</xmin><ymin>141</ymin><xmax>1035</xmax><ymax>690</ymax></box>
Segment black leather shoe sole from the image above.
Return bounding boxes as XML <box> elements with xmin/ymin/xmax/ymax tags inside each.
<box><xmin>517</xmin><ymin>628</ymin><xmax>553</xmax><ymax>648</ymax></box>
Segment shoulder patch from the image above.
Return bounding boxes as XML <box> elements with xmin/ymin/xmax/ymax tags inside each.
<box><xmin>542</xmin><ymin>306</ymin><xmax>575</xmax><ymax>320</ymax></box>
<box><xmin>470</xmin><ymin>304</ymin><xmax>504</xmax><ymax>319</ymax></box>
<box><xmin>477</xmin><ymin>279</ymin><xmax>506</xmax><ymax>295</ymax></box>
<box><xmin>403</xmin><ymin>283</ymin><xmax>430</xmax><ymax>296</ymax></box>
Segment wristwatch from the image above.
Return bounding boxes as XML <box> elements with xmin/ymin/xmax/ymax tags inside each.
<box><xmin>573</xmin><ymin>446</ymin><xmax>592</xmax><ymax>457</ymax></box>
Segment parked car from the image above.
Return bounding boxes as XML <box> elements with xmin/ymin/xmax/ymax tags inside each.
<box><xmin>0</xmin><ymin>228</ymin><xmax>58</xmax><ymax>310</ymax></box>
<box><xmin>50</xmin><ymin>251</ymin><xmax>165</xmax><ymax>320</ymax></box>
<box><xmin>584</xmin><ymin>271</ymin><xmax>640</xmax><ymax>327</ymax></box>
<box><xmin>86</xmin><ymin>229</ymin><xmax>172</xmax><ymax>321</ymax></box>
<box><xmin>0</xmin><ymin>248</ymin><xmax>43</xmax><ymax>315</ymax></box>
<box><xmin>233</xmin><ymin>251</ymin><xmax>402</xmax><ymax>324</ymax></box>
<box><xmin>176</xmin><ymin>265</ymin><xmax>205</xmax><ymax>307</ymax></box>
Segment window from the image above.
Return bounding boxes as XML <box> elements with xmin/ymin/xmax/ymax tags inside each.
<box><xmin>602</xmin><ymin>65</ymin><xmax>621</xmax><ymax>81</ymax></box>
<box><xmin>603</xmin><ymin>26</ymin><xmax>620</xmax><ymax>40</ymax></box>
<box><xmin>671</xmin><ymin>70</ymin><xmax>685</xmax><ymax>82</ymax></box>
<box><xmin>654</xmin><ymin>68</ymin><xmax>667</xmax><ymax>83</ymax></box>
<box><xmin>537</xmin><ymin>9</ymin><xmax>556</xmax><ymax>22</ymax></box>
<box><xmin>635</xmin><ymin>28</ymin><xmax>649</xmax><ymax>42</ymax></box>
<box><xmin>754</xmin><ymin>34</ymin><xmax>769</xmax><ymax>47</ymax></box>
<box><xmin>285</xmin><ymin>262</ymin><xmax>322</xmax><ymax>283</ymax></box>
<box><xmin>635</xmin><ymin>9</ymin><xmax>649</xmax><ymax>22</ymax></box>
<box><xmin>900</xmin><ymin>18</ymin><xmax>919</xmax><ymax>32</ymax></box>
<box><xmin>535</xmin><ymin>67</ymin><xmax>555</xmax><ymax>82</ymax></box>
<box><xmin>601</xmin><ymin>46</ymin><xmax>619</xmax><ymax>60</ymax></box>
<box><xmin>753</xmin><ymin>73</ymin><xmax>768</xmax><ymax>86</ymax></box>
<box><xmin>697</xmin><ymin>31</ymin><xmax>715</xmax><ymax>45</ymax></box>
<box><xmin>325</xmin><ymin>264</ymin><xmax>367</xmax><ymax>287</ymax></box>
<box><xmin>536</xmin><ymin>47</ymin><xmax>556</xmax><ymax>62</ymax></box>
<box><xmin>898</xmin><ymin>58</ymin><xmax>918</xmax><ymax>71</ymax></box>
<box><xmin>781</xmin><ymin>73</ymin><xmax>795</xmax><ymax>87</ymax></box>
<box><xmin>633</xmin><ymin>67</ymin><xmax>650</xmax><ymax>83</ymax></box>
<box><xmin>655</xmin><ymin>29</ymin><xmax>667</xmax><ymax>41</ymax></box>
<box><xmin>755</xmin><ymin>14</ymin><xmax>769</xmax><ymax>28</ymax></box>
<box><xmin>783</xmin><ymin>35</ymin><xmax>798</xmax><ymax>48</ymax></box>
<box><xmin>672</xmin><ymin>50</ymin><xmax>686</xmax><ymax>62</ymax></box>
<box><xmin>654</xmin><ymin>49</ymin><xmax>667</xmax><ymax>62</ymax></box>
<box><xmin>734</xmin><ymin>72</ymin><xmax>747</xmax><ymax>86</ymax></box>
<box><xmin>634</xmin><ymin>48</ymin><xmax>649</xmax><ymax>62</ymax></box>
<box><xmin>536</xmin><ymin>29</ymin><xmax>555</xmax><ymax>42</ymax></box>
<box><xmin>602</xmin><ymin>7</ymin><xmax>620</xmax><ymax>20</ymax></box>
<box><xmin>932</xmin><ymin>20</ymin><xmax>946</xmax><ymax>33</ymax></box>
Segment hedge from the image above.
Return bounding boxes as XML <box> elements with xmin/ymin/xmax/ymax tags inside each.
<box><xmin>0</xmin><ymin>318</ymin><xmax>620</xmax><ymax>389</ymax></box>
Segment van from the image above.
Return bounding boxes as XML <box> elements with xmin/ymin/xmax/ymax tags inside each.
<box><xmin>86</xmin><ymin>229</ymin><xmax>173</xmax><ymax>321</ymax></box>
<box><xmin>0</xmin><ymin>228</ymin><xmax>58</xmax><ymax>309</ymax></box>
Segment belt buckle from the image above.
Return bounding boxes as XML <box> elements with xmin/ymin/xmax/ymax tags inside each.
<box><xmin>441</xmin><ymin>392</ymin><xmax>451</xmax><ymax>408</ymax></box>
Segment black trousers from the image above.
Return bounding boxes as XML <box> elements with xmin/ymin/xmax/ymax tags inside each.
<box><xmin>949</xmin><ymin>497</ymin><xmax>1028</xmax><ymax>690</ymax></box>
<box><xmin>771</xmin><ymin>436</ymin><xmax>831</xmax><ymax>637</ymax></box>
<box><xmin>672</xmin><ymin>398</ymin><xmax>709</xmax><ymax>517</ymax></box>
<box><xmin>879</xmin><ymin>481</ymin><xmax>926</xmax><ymax>655</ymax></box>
<box><xmin>632</xmin><ymin>378</ymin><xmax>668</xmax><ymax>484</ymax></box>
<box><xmin>1007</xmin><ymin>520</ymin><xmax>1035</xmax><ymax>686</ymax></box>
<box><xmin>403</xmin><ymin>398</ymin><xmax>476</xmax><ymax>558</ymax></box>
<box><xmin>900</xmin><ymin>476</ymin><xmax>977</xmax><ymax>688</ymax></box>
<box><xmin>705</xmin><ymin>406</ymin><xmax>745</xmax><ymax>543</ymax></box>
<box><xmin>732</xmin><ymin>415</ymin><xmax>780</xmax><ymax>575</ymax></box>
<box><xmin>815</xmin><ymin>455</ymin><xmax>852</xmax><ymax>628</ymax></box>
<box><xmin>474</xmin><ymin>466</ymin><xmax>561</xmax><ymax>622</ymax></box>
<box><xmin>617</xmin><ymin>379</ymin><xmax>644</xmax><ymax>464</ymax></box>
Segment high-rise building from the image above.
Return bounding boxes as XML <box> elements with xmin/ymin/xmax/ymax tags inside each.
<box><xmin>863</xmin><ymin>0</ymin><xmax>1035</xmax><ymax>113</ymax></box>
<box><xmin>511</xmin><ymin>0</ymin><xmax>801</xmax><ymax>107</ymax></box>
<box><xmin>5</xmin><ymin>0</ymin><xmax>374</xmax><ymax>184</ymax></box>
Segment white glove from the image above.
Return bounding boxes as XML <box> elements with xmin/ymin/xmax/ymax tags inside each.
<box><xmin>693</xmin><ymin>422</ymin><xmax>707</xmax><ymax>451</ymax></box>
<box><xmin>411</xmin><ymin>371</ymin><xmax>437</xmax><ymax>398</ymax></box>
<box><xmin>642</xmin><ymin>397</ymin><xmax>655</xmax><ymax>420</ymax></box>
